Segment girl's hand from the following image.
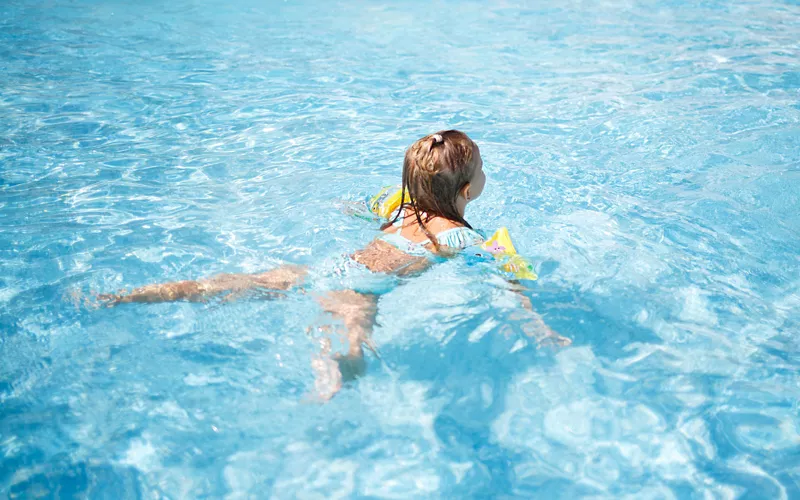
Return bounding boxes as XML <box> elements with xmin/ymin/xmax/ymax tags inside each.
<box><xmin>521</xmin><ymin>315</ymin><xmax>572</xmax><ymax>348</ymax></box>
<box><xmin>95</xmin><ymin>290</ymin><xmax>128</xmax><ymax>307</ymax></box>
<box><xmin>536</xmin><ymin>328</ymin><xmax>572</xmax><ymax>348</ymax></box>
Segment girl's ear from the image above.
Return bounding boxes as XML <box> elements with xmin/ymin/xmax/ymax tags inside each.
<box><xmin>461</xmin><ymin>182</ymin><xmax>472</xmax><ymax>201</ymax></box>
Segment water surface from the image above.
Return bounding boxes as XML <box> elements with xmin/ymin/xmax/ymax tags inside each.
<box><xmin>1</xmin><ymin>0</ymin><xmax>799</xmax><ymax>497</ymax></box>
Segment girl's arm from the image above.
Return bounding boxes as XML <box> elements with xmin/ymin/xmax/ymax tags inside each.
<box><xmin>99</xmin><ymin>265</ymin><xmax>306</xmax><ymax>305</ymax></box>
<box><xmin>508</xmin><ymin>281</ymin><xmax>571</xmax><ymax>347</ymax></box>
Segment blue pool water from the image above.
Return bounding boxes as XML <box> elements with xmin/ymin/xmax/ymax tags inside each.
<box><xmin>2</xmin><ymin>0</ymin><xmax>799</xmax><ymax>497</ymax></box>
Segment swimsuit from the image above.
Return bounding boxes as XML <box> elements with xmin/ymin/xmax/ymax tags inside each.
<box><xmin>312</xmin><ymin>217</ymin><xmax>485</xmax><ymax>295</ymax></box>
<box><xmin>377</xmin><ymin>216</ymin><xmax>485</xmax><ymax>257</ymax></box>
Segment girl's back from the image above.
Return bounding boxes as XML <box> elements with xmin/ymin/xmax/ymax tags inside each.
<box><xmin>353</xmin><ymin>210</ymin><xmax>483</xmax><ymax>275</ymax></box>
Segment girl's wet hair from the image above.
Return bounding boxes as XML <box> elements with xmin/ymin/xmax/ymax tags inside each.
<box><xmin>384</xmin><ymin>130</ymin><xmax>479</xmax><ymax>251</ymax></box>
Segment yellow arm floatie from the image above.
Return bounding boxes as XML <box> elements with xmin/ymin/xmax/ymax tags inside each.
<box><xmin>368</xmin><ymin>186</ymin><xmax>537</xmax><ymax>280</ymax></box>
<box><xmin>368</xmin><ymin>185</ymin><xmax>409</xmax><ymax>219</ymax></box>
<box><xmin>480</xmin><ymin>227</ymin><xmax>538</xmax><ymax>280</ymax></box>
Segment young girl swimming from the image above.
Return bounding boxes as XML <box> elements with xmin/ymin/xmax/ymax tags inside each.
<box><xmin>100</xmin><ymin>130</ymin><xmax>569</xmax><ymax>398</ymax></box>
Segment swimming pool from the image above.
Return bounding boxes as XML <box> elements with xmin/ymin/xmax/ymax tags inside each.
<box><xmin>2</xmin><ymin>0</ymin><xmax>799</xmax><ymax>496</ymax></box>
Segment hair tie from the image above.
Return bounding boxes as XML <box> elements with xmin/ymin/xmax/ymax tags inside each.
<box><xmin>431</xmin><ymin>133</ymin><xmax>444</xmax><ymax>146</ymax></box>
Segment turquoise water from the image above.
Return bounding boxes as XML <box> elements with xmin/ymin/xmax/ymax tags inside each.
<box><xmin>2</xmin><ymin>0</ymin><xmax>799</xmax><ymax>497</ymax></box>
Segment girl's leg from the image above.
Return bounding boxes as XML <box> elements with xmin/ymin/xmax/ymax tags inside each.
<box><xmin>312</xmin><ymin>290</ymin><xmax>378</xmax><ymax>400</ymax></box>
<box><xmin>99</xmin><ymin>265</ymin><xmax>307</xmax><ymax>304</ymax></box>
<box><xmin>318</xmin><ymin>290</ymin><xmax>378</xmax><ymax>358</ymax></box>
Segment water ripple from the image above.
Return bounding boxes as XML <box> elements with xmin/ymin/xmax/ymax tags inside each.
<box><xmin>2</xmin><ymin>0</ymin><xmax>799</xmax><ymax>496</ymax></box>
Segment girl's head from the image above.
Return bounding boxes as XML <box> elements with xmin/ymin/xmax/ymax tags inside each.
<box><xmin>394</xmin><ymin>130</ymin><xmax>485</xmax><ymax>235</ymax></box>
